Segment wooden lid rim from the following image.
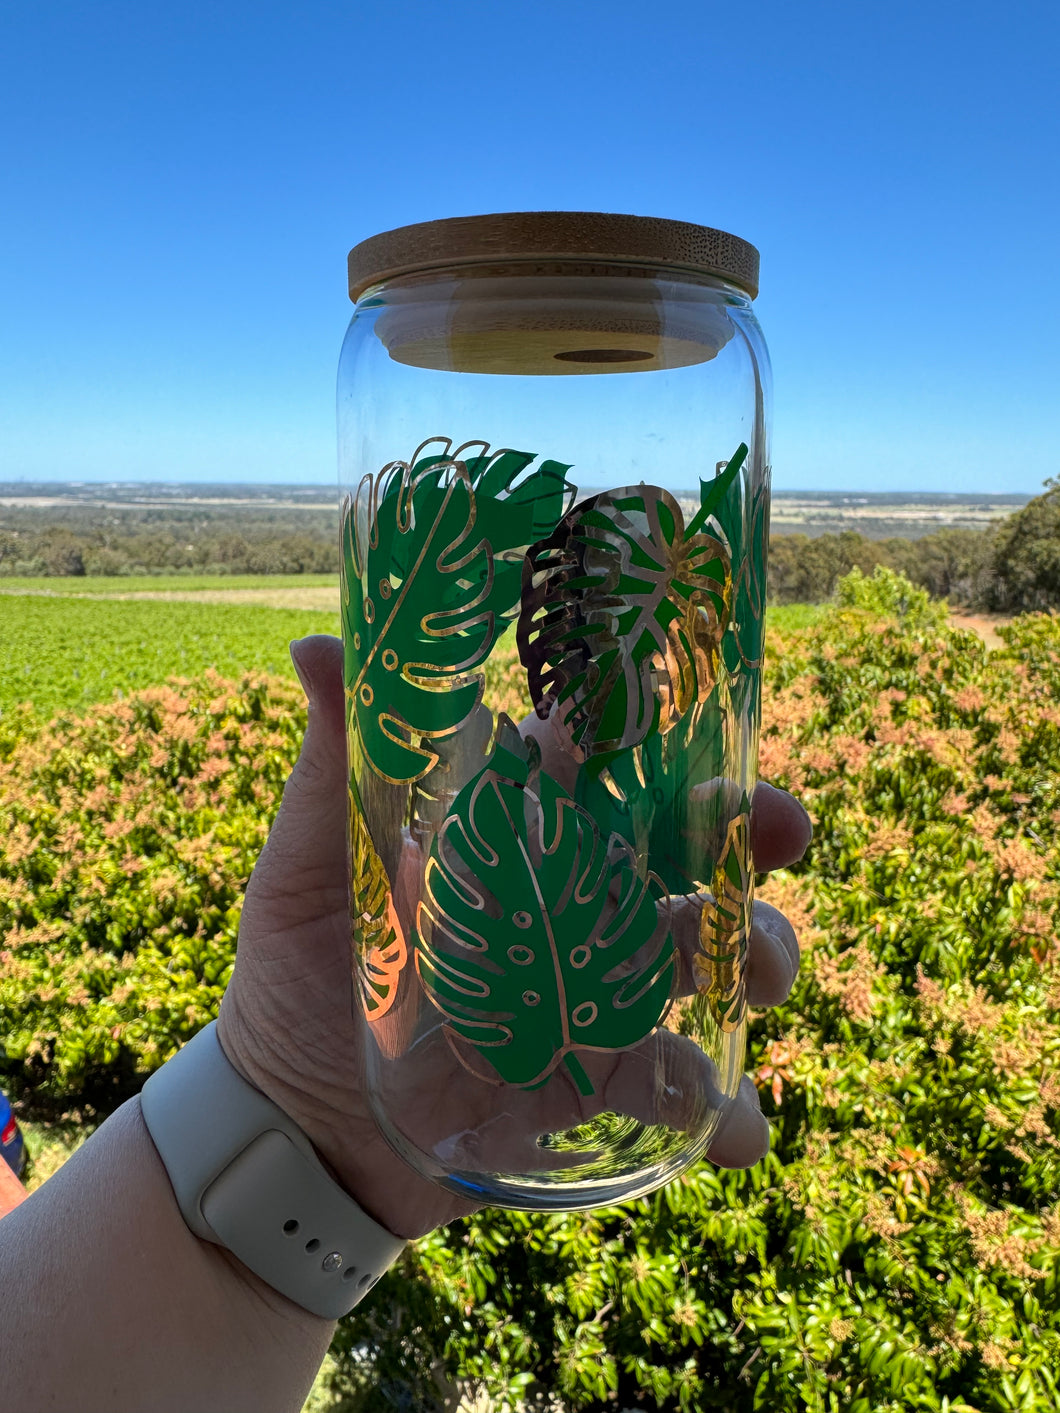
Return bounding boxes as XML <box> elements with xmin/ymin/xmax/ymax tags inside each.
<box><xmin>347</xmin><ymin>211</ymin><xmax>760</xmax><ymax>302</ymax></box>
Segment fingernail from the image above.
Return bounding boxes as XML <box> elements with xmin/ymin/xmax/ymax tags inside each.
<box><xmin>289</xmin><ymin>639</ymin><xmax>315</xmax><ymax>701</ymax></box>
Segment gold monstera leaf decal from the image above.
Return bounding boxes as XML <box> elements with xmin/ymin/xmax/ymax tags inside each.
<box><xmin>519</xmin><ymin>471</ymin><xmax>739</xmax><ymax>762</ymax></box>
<box><xmin>692</xmin><ymin>805</ymin><xmax>751</xmax><ymax>1034</ymax></box>
<box><xmin>350</xmin><ymin>799</ymin><xmax>407</xmax><ymax>1020</ymax></box>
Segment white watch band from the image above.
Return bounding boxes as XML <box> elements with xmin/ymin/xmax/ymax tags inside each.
<box><xmin>140</xmin><ymin>1020</ymin><xmax>406</xmax><ymax>1319</ymax></box>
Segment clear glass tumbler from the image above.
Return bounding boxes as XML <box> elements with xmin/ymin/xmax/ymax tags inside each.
<box><xmin>337</xmin><ymin>212</ymin><xmax>771</xmax><ymax>1209</ymax></box>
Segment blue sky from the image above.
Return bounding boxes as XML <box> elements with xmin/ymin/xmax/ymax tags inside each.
<box><xmin>1</xmin><ymin>0</ymin><xmax>1056</xmax><ymax>493</ymax></box>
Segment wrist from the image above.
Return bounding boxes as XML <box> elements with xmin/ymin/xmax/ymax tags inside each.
<box><xmin>133</xmin><ymin>1094</ymin><xmax>335</xmax><ymax>1331</ymax></box>
<box><xmin>141</xmin><ymin>1021</ymin><xmax>407</xmax><ymax>1318</ymax></box>
<box><xmin>0</xmin><ymin>1092</ymin><xmax>335</xmax><ymax>1413</ymax></box>
<box><xmin>215</xmin><ymin>1004</ymin><xmax>476</xmax><ymax>1239</ymax></box>
<box><xmin>213</xmin><ymin>1007</ymin><xmax>399</xmax><ymax>1231</ymax></box>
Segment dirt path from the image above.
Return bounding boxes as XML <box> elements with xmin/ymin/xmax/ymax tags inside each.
<box><xmin>0</xmin><ymin>585</ymin><xmax>340</xmax><ymax>610</ymax></box>
<box><xmin>949</xmin><ymin>610</ymin><xmax>1012</xmax><ymax>650</ymax></box>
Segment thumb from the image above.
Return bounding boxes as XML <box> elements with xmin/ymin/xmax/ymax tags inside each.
<box><xmin>217</xmin><ymin>638</ymin><xmax>362</xmax><ymax>1135</ymax></box>
<box><xmin>288</xmin><ymin>633</ymin><xmax>348</xmax><ymax>796</ymax></box>
<box><xmin>243</xmin><ymin>635</ymin><xmax>349</xmax><ymax>923</ymax></box>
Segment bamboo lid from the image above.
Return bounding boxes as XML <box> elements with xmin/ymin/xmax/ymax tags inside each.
<box><xmin>348</xmin><ymin>211</ymin><xmax>760</xmax><ymax>302</ymax></box>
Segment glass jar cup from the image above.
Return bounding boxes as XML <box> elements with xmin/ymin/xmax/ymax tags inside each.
<box><xmin>337</xmin><ymin>212</ymin><xmax>771</xmax><ymax>1210</ymax></box>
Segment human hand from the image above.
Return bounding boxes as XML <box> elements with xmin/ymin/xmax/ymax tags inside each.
<box><xmin>217</xmin><ymin>636</ymin><xmax>811</xmax><ymax>1240</ymax></box>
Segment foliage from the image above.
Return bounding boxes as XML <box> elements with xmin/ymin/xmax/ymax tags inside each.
<box><xmin>877</xmin><ymin>528</ymin><xmax>997</xmax><ymax>606</ymax></box>
<box><xmin>0</xmin><ymin>594</ymin><xmax>338</xmax><ymax>716</ymax></box>
<box><xmin>988</xmin><ymin>484</ymin><xmax>1060</xmax><ymax>612</ymax></box>
<box><xmin>5</xmin><ymin>573</ymin><xmax>1060</xmax><ymax>1408</ymax></box>
<box><xmin>832</xmin><ymin>563</ymin><xmax>950</xmax><ymax>629</ymax></box>
<box><xmin>767</xmin><ymin>531</ymin><xmax>888</xmax><ymax>606</ymax></box>
<box><xmin>0</xmin><ymin>672</ymin><xmax>305</xmax><ymax>1111</ymax></box>
<box><xmin>0</xmin><ymin>504</ymin><xmax>339</xmax><ymax>578</ymax></box>
<box><xmin>330</xmin><ymin>569</ymin><xmax>1060</xmax><ymax>1412</ymax></box>
<box><xmin>768</xmin><ymin>526</ymin><xmax>997</xmax><ymax>607</ymax></box>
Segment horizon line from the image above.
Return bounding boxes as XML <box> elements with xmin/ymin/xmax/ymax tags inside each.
<box><xmin>0</xmin><ymin>480</ymin><xmax>1034</xmax><ymax>503</ymax></box>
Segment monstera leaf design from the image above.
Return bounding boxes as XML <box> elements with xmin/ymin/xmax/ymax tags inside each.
<box><xmin>350</xmin><ymin>799</ymin><xmax>407</xmax><ymax>1020</ymax></box>
<box><xmin>575</xmin><ymin>692</ymin><xmax>731</xmax><ymax>895</ymax></box>
<box><xmin>342</xmin><ymin>439</ymin><xmax>571</xmax><ymax>785</ymax></box>
<box><xmin>727</xmin><ymin>477</ymin><xmax>769</xmax><ymax>679</ymax></box>
<box><xmin>694</xmin><ymin>443</ymin><xmax>767</xmax><ymax>719</ymax></box>
<box><xmin>685</xmin><ymin>442</ymin><xmax>748</xmax><ymax>538</ymax></box>
<box><xmin>411</xmin><ymin>439</ymin><xmax>574</xmax><ymax>619</ymax></box>
<box><xmin>519</xmin><ymin>472</ymin><xmax>736</xmax><ymax>764</ymax></box>
<box><xmin>691</xmin><ymin>803</ymin><xmax>752</xmax><ymax>1034</ymax></box>
<box><xmin>550</xmin><ymin>446</ymin><xmax>759</xmax><ymax>893</ymax></box>
<box><xmin>415</xmin><ymin>729</ymin><xmax>676</xmax><ymax>1095</ymax></box>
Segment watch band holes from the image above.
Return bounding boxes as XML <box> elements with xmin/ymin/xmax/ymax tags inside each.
<box><xmin>282</xmin><ymin>1219</ymin><xmax>299</xmax><ymax>1235</ymax></box>
<box><xmin>340</xmin><ymin>1266</ymin><xmax>377</xmax><ymax>1290</ymax></box>
<box><xmin>305</xmin><ymin>1237</ymin><xmax>321</xmax><ymax>1253</ymax></box>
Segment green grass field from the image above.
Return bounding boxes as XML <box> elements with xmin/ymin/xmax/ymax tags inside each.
<box><xmin>0</xmin><ymin>585</ymin><xmax>822</xmax><ymax>718</ymax></box>
<box><xmin>0</xmin><ymin>595</ymin><xmax>340</xmax><ymax>716</ymax></box>
<box><xmin>768</xmin><ymin>602</ymin><xmax>824</xmax><ymax>633</ymax></box>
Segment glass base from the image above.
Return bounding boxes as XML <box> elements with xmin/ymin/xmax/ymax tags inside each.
<box><xmin>369</xmin><ymin>1093</ymin><xmax>726</xmax><ymax>1212</ymax></box>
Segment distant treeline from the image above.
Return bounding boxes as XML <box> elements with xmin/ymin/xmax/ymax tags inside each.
<box><xmin>772</xmin><ymin>483</ymin><xmax>1060</xmax><ymax>612</ymax></box>
<box><xmin>0</xmin><ymin>505</ymin><xmax>339</xmax><ymax>579</ymax></box>
<box><xmin>769</xmin><ymin>529</ymin><xmax>993</xmax><ymax>605</ymax></box>
<box><xmin>2</xmin><ymin>484</ymin><xmax>1058</xmax><ymax>612</ymax></box>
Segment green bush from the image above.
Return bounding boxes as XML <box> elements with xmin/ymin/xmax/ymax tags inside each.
<box><xmin>0</xmin><ymin>673</ymin><xmax>303</xmax><ymax>1111</ymax></box>
<box><xmin>833</xmin><ymin>563</ymin><xmax>950</xmax><ymax>629</ymax></box>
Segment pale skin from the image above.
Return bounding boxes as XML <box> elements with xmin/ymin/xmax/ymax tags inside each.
<box><xmin>0</xmin><ymin>635</ymin><xmax>811</xmax><ymax>1413</ymax></box>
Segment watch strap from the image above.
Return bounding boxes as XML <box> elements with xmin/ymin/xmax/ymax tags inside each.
<box><xmin>141</xmin><ymin>1020</ymin><xmax>405</xmax><ymax>1320</ymax></box>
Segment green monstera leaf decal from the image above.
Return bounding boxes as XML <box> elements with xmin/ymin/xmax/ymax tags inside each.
<box><xmin>576</xmin><ymin>694</ymin><xmax>732</xmax><ymax>895</ymax></box>
<box><xmin>697</xmin><ymin>444</ymin><xmax>768</xmax><ymax>722</ymax></box>
<box><xmin>342</xmin><ymin>439</ymin><xmax>571</xmax><ymax>785</ymax></box>
<box><xmin>415</xmin><ymin>728</ymin><xmax>676</xmax><ymax>1095</ymax></box>
<box><xmin>518</xmin><ymin>454</ymin><xmax>744</xmax><ymax>765</ymax></box>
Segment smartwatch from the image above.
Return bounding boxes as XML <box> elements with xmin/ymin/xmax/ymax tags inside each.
<box><xmin>140</xmin><ymin>1021</ymin><xmax>405</xmax><ymax>1320</ymax></box>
